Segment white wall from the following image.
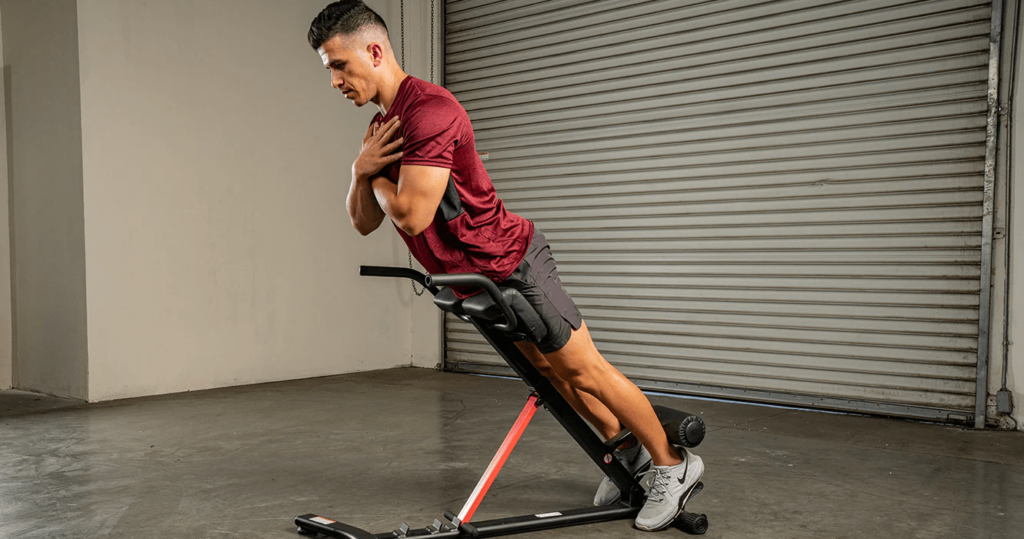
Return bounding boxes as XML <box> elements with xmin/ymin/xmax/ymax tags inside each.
<box><xmin>0</xmin><ymin>0</ymin><xmax>443</xmax><ymax>401</ymax></box>
<box><xmin>1</xmin><ymin>0</ymin><xmax>89</xmax><ymax>400</ymax></box>
<box><xmin>71</xmin><ymin>0</ymin><xmax>442</xmax><ymax>401</ymax></box>
<box><xmin>991</xmin><ymin>0</ymin><xmax>1024</xmax><ymax>430</ymax></box>
<box><xmin>0</xmin><ymin>7</ymin><xmax>10</xmax><ymax>391</ymax></box>
<box><xmin>1007</xmin><ymin>0</ymin><xmax>1024</xmax><ymax>431</ymax></box>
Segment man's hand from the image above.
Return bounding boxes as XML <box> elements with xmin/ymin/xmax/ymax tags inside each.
<box><xmin>353</xmin><ymin>117</ymin><xmax>404</xmax><ymax>181</ymax></box>
<box><xmin>347</xmin><ymin>117</ymin><xmax>402</xmax><ymax>236</ymax></box>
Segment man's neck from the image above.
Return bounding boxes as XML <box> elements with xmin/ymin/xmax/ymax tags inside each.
<box><xmin>376</xmin><ymin>69</ymin><xmax>410</xmax><ymax>115</ymax></box>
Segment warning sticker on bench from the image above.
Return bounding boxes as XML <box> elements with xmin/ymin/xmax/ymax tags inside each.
<box><xmin>310</xmin><ymin>516</ymin><xmax>336</xmax><ymax>525</ymax></box>
<box><xmin>535</xmin><ymin>512</ymin><xmax>562</xmax><ymax>518</ymax></box>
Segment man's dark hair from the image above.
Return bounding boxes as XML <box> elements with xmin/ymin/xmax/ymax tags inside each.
<box><xmin>308</xmin><ymin>1</ymin><xmax>389</xmax><ymax>50</ymax></box>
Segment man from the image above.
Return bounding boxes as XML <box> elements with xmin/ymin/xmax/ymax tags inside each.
<box><xmin>308</xmin><ymin>1</ymin><xmax>704</xmax><ymax>531</ymax></box>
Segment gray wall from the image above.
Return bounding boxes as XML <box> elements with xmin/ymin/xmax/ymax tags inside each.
<box><xmin>982</xmin><ymin>0</ymin><xmax>1024</xmax><ymax>431</ymax></box>
<box><xmin>75</xmin><ymin>0</ymin><xmax>441</xmax><ymax>401</ymax></box>
<box><xmin>1</xmin><ymin>0</ymin><xmax>89</xmax><ymax>400</ymax></box>
<box><xmin>0</xmin><ymin>7</ymin><xmax>10</xmax><ymax>391</ymax></box>
<box><xmin>1006</xmin><ymin>0</ymin><xmax>1024</xmax><ymax>430</ymax></box>
<box><xmin>0</xmin><ymin>0</ymin><xmax>442</xmax><ymax>401</ymax></box>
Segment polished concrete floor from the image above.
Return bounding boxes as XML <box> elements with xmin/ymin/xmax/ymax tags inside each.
<box><xmin>1</xmin><ymin>368</ymin><xmax>1022</xmax><ymax>539</ymax></box>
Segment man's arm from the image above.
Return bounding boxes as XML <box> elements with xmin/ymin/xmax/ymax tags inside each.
<box><xmin>371</xmin><ymin>165</ymin><xmax>450</xmax><ymax>237</ymax></box>
<box><xmin>347</xmin><ymin>169</ymin><xmax>386</xmax><ymax>236</ymax></box>
<box><xmin>349</xmin><ymin>118</ymin><xmax>404</xmax><ymax>236</ymax></box>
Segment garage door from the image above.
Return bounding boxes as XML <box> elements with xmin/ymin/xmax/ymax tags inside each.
<box><xmin>442</xmin><ymin>0</ymin><xmax>994</xmax><ymax>422</ymax></box>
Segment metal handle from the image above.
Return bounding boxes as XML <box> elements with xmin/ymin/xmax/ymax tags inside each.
<box><xmin>424</xmin><ymin>273</ymin><xmax>517</xmax><ymax>332</ymax></box>
<box><xmin>359</xmin><ymin>266</ymin><xmax>440</xmax><ymax>296</ymax></box>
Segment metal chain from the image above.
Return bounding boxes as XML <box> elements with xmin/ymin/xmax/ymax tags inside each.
<box><xmin>399</xmin><ymin>0</ymin><xmax>405</xmax><ymax>70</ymax></box>
<box><xmin>431</xmin><ymin>0</ymin><xmax>435</xmax><ymax>84</ymax></box>
<box><xmin>405</xmin><ymin>0</ymin><xmax>432</xmax><ymax>297</ymax></box>
<box><xmin>408</xmin><ymin>252</ymin><xmax>425</xmax><ymax>296</ymax></box>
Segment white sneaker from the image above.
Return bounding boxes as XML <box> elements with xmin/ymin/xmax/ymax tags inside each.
<box><xmin>634</xmin><ymin>448</ymin><xmax>704</xmax><ymax>531</ymax></box>
<box><xmin>592</xmin><ymin>442</ymin><xmax>653</xmax><ymax>506</ymax></box>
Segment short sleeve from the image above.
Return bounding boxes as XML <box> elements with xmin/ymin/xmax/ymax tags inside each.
<box><xmin>399</xmin><ymin>96</ymin><xmax>463</xmax><ymax>168</ymax></box>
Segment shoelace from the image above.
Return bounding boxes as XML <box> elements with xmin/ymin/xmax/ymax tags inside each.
<box><xmin>639</xmin><ymin>452</ymin><xmax>688</xmax><ymax>503</ymax></box>
<box><xmin>638</xmin><ymin>468</ymin><xmax>671</xmax><ymax>503</ymax></box>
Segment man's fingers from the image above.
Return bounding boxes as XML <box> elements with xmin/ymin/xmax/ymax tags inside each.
<box><xmin>384</xmin><ymin>151</ymin><xmax>404</xmax><ymax>163</ymax></box>
<box><xmin>379</xmin><ymin>117</ymin><xmax>401</xmax><ymax>140</ymax></box>
<box><xmin>374</xmin><ymin>117</ymin><xmax>396</xmax><ymax>134</ymax></box>
<box><xmin>383</xmin><ymin>137</ymin><xmax>404</xmax><ymax>153</ymax></box>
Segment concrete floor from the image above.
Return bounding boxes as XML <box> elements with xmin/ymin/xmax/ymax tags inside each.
<box><xmin>1</xmin><ymin>368</ymin><xmax>1022</xmax><ymax>539</ymax></box>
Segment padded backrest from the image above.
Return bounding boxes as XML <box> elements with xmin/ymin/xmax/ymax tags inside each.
<box><xmin>432</xmin><ymin>287</ymin><xmax>464</xmax><ymax>315</ymax></box>
<box><xmin>460</xmin><ymin>287</ymin><xmax>549</xmax><ymax>344</ymax></box>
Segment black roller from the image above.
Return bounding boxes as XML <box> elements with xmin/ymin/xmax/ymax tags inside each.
<box><xmin>677</xmin><ymin>511</ymin><xmax>708</xmax><ymax>535</ymax></box>
<box><xmin>652</xmin><ymin>405</ymin><xmax>705</xmax><ymax>448</ymax></box>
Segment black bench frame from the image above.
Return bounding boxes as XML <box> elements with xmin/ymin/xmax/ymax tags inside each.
<box><xmin>295</xmin><ymin>266</ymin><xmax>708</xmax><ymax>538</ymax></box>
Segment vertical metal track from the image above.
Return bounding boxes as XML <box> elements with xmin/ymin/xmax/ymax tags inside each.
<box><xmin>434</xmin><ymin>0</ymin><xmax>446</xmax><ymax>375</ymax></box>
<box><xmin>1001</xmin><ymin>0</ymin><xmax>1021</xmax><ymax>402</ymax></box>
<box><xmin>977</xmin><ymin>0</ymin><xmax>1006</xmax><ymax>429</ymax></box>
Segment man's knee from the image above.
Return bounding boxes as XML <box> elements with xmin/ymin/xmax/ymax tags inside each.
<box><xmin>546</xmin><ymin>331</ymin><xmax>610</xmax><ymax>394</ymax></box>
<box><xmin>516</xmin><ymin>342</ymin><xmax>558</xmax><ymax>379</ymax></box>
<box><xmin>554</xmin><ymin>362</ymin><xmax>608</xmax><ymax>395</ymax></box>
<box><xmin>533</xmin><ymin>359</ymin><xmax>559</xmax><ymax>379</ymax></box>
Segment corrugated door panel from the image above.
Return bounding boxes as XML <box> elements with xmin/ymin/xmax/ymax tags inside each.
<box><xmin>443</xmin><ymin>0</ymin><xmax>990</xmax><ymax>419</ymax></box>
<box><xmin>448</xmin><ymin>4</ymin><xmax>988</xmax><ymax>86</ymax></box>
<box><xmin>447</xmin><ymin>0</ymin><xmax>988</xmax><ymax>75</ymax></box>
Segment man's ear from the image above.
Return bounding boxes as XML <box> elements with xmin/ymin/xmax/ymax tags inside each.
<box><xmin>368</xmin><ymin>42</ymin><xmax>384</xmax><ymax>67</ymax></box>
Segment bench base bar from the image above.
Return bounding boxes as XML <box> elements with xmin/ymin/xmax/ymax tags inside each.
<box><xmin>296</xmin><ymin>503</ymin><xmax>638</xmax><ymax>539</ymax></box>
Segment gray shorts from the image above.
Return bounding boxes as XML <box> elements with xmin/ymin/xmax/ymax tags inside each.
<box><xmin>501</xmin><ymin>228</ymin><xmax>583</xmax><ymax>353</ymax></box>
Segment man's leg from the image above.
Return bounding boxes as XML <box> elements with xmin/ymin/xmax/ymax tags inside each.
<box><xmin>500</xmin><ymin>227</ymin><xmax>699</xmax><ymax>528</ymax></box>
<box><xmin>514</xmin><ymin>341</ymin><xmax>622</xmax><ymax>440</ymax></box>
<box><xmin>538</xmin><ymin>320</ymin><xmax>704</xmax><ymax>530</ymax></box>
<box><xmin>517</xmin><ymin>338</ymin><xmax>654</xmax><ymax>508</ymax></box>
<box><xmin>540</xmin><ymin>321</ymin><xmax>682</xmax><ymax>468</ymax></box>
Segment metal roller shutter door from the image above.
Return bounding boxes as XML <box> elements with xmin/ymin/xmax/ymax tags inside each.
<box><xmin>443</xmin><ymin>0</ymin><xmax>992</xmax><ymax>422</ymax></box>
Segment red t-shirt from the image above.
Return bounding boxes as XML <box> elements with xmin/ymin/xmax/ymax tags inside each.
<box><xmin>372</xmin><ymin>76</ymin><xmax>533</xmax><ymax>294</ymax></box>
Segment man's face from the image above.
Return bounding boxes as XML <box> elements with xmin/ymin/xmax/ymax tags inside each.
<box><xmin>319</xmin><ymin>34</ymin><xmax>379</xmax><ymax>107</ymax></box>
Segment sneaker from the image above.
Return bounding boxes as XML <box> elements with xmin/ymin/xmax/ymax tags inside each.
<box><xmin>593</xmin><ymin>442</ymin><xmax>653</xmax><ymax>506</ymax></box>
<box><xmin>634</xmin><ymin>448</ymin><xmax>704</xmax><ymax>531</ymax></box>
